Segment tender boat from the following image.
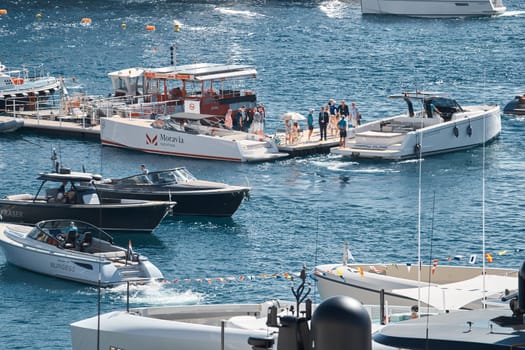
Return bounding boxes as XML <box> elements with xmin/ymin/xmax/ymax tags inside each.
<box><xmin>0</xmin><ymin>117</ymin><xmax>23</xmax><ymax>132</ymax></box>
<box><xmin>312</xmin><ymin>245</ymin><xmax>517</xmax><ymax>311</ymax></box>
<box><xmin>374</xmin><ymin>261</ymin><xmax>525</xmax><ymax>350</ymax></box>
<box><xmin>100</xmin><ymin>113</ymin><xmax>288</xmax><ymax>162</ymax></box>
<box><xmin>331</xmin><ymin>92</ymin><xmax>501</xmax><ymax>160</ymax></box>
<box><xmin>0</xmin><ymin>61</ymin><xmax>60</xmax><ymax>112</ymax></box>
<box><xmin>361</xmin><ymin>0</ymin><xmax>506</xmax><ymax>17</ymax></box>
<box><xmin>503</xmin><ymin>94</ymin><xmax>525</xmax><ymax>115</ymax></box>
<box><xmin>92</xmin><ymin>167</ymin><xmax>250</xmax><ymax>217</ymax></box>
<box><xmin>0</xmin><ymin>219</ymin><xmax>163</xmax><ymax>286</ymax></box>
<box><xmin>0</xmin><ymin>170</ymin><xmax>174</xmax><ymax>233</ymax></box>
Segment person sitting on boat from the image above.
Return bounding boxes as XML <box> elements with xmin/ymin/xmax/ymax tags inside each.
<box><xmin>55</xmin><ymin>181</ymin><xmax>67</xmax><ymax>202</ymax></box>
<box><xmin>426</xmin><ymin>101</ymin><xmax>442</xmax><ymax>118</ymax></box>
<box><xmin>64</xmin><ymin>189</ymin><xmax>77</xmax><ymax>204</ymax></box>
<box><xmin>140</xmin><ymin>164</ymin><xmax>149</xmax><ymax>175</ymax></box>
<box><xmin>63</xmin><ymin>221</ymin><xmax>78</xmax><ymax>249</ymax></box>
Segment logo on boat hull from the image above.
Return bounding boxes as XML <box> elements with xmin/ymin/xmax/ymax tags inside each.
<box><xmin>146</xmin><ymin>133</ymin><xmax>158</xmax><ymax>146</ymax></box>
<box><xmin>145</xmin><ymin>133</ymin><xmax>184</xmax><ymax>148</ymax></box>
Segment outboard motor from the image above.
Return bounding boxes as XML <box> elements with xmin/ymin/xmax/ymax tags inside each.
<box><xmin>312</xmin><ymin>296</ymin><xmax>371</xmax><ymax>350</ymax></box>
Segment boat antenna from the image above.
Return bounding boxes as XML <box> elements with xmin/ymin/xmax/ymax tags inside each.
<box><xmin>481</xmin><ymin>72</ymin><xmax>487</xmax><ymax>308</ymax></box>
<box><xmin>50</xmin><ymin>147</ymin><xmax>58</xmax><ymax>172</ymax></box>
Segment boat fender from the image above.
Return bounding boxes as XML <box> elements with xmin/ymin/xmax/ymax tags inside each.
<box><xmin>453</xmin><ymin>125</ymin><xmax>459</xmax><ymax>138</ymax></box>
<box><xmin>466</xmin><ymin>124</ymin><xmax>472</xmax><ymax>137</ymax></box>
<box><xmin>414</xmin><ymin>143</ymin><xmax>421</xmax><ymax>156</ymax></box>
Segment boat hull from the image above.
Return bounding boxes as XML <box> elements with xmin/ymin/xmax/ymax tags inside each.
<box><xmin>332</xmin><ymin>105</ymin><xmax>501</xmax><ymax>160</ymax></box>
<box><xmin>0</xmin><ymin>223</ymin><xmax>163</xmax><ymax>285</ymax></box>
<box><xmin>0</xmin><ymin>118</ymin><xmax>23</xmax><ymax>132</ymax></box>
<box><xmin>96</xmin><ymin>186</ymin><xmax>249</xmax><ymax>217</ymax></box>
<box><xmin>361</xmin><ymin>0</ymin><xmax>506</xmax><ymax>17</ymax></box>
<box><xmin>0</xmin><ymin>199</ymin><xmax>171</xmax><ymax>233</ymax></box>
<box><xmin>100</xmin><ymin>117</ymin><xmax>287</xmax><ymax>162</ymax></box>
<box><xmin>313</xmin><ymin>263</ymin><xmax>517</xmax><ymax>311</ymax></box>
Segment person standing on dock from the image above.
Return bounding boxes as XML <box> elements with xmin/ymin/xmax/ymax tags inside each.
<box><xmin>318</xmin><ymin>106</ymin><xmax>329</xmax><ymax>141</ymax></box>
<box><xmin>338</xmin><ymin>116</ymin><xmax>347</xmax><ymax>148</ymax></box>
<box><xmin>338</xmin><ymin>100</ymin><xmax>349</xmax><ymax>119</ymax></box>
<box><xmin>307</xmin><ymin>108</ymin><xmax>314</xmax><ymax>141</ymax></box>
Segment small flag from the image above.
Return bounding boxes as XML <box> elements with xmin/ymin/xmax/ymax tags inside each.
<box><xmin>347</xmin><ymin>249</ymin><xmax>355</xmax><ymax>262</ymax></box>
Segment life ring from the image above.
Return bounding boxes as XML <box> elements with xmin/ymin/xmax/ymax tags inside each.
<box><xmin>466</xmin><ymin>124</ymin><xmax>472</xmax><ymax>137</ymax></box>
<box><xmin>453</xmin><ymin>126</ymin><xmax>459</xmax><ymax>138</ymax></box>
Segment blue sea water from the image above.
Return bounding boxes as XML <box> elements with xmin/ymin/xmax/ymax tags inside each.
<box><xmin>1</xmin><ymin>0</ymin><xmax>525</xmax><ymax>348</ymax></box>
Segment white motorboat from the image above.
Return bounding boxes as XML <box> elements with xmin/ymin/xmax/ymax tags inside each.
<box><xmin>312</xmin><ymin>245</ymin><xmax>517</xmax><ymax>311</ymax></box>
<box><xmin>0</xmin><ymin>61</ymin><xmax>60</xmax><ymax>111</ymax></box>
<box><xmin>100</xmin><ymin>113</ymin><xmax>288</xmax><ymax>162</ymax></box>
<box><xmin>0</xmin><ymin>219</ymin><xmax>164</xmax><ymax>286</ymax></box>
<box><xmin>331</xmin><ymin>92</ymin><xmax>501</xmax><ymax>160</ymax></box>
<box><xmin>361</xmin><ymin>0</ymin><xmax>506</xmax><ymax>17</ymax></box>
<box><xmin>70</xmin><ymin>266</ymin><xmax>418</xmax><ymax>350</ymax></box>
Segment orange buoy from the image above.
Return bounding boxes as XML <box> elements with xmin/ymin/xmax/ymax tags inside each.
<box><xmin>0</xmin><ymin>9</ymin><xmax>7</xmax><ymax>15</ymax></box>
<box><xmin>146</xmin><ymin>25</ymin><xmax>155</xmax><ymax>31</ymax></box>
<box><xmin>81</xmin><ymin>17</ymin><xmax>92</xmax><ymax>24</ymax></box>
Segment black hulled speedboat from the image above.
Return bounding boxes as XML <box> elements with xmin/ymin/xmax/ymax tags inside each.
<box><xmin>0</xmin><ymin>170</ymin><xmax>174</xmax><ymax>233</ymax></box>
<box><xmin>92</xmin><ymin>167</ymin><xmax>250</xmax><ymax>217</ymax></box>
<box><xmin>504</xmin><ymin>94</ymin><xmax>525</xmax><ymax>115</ymax></box>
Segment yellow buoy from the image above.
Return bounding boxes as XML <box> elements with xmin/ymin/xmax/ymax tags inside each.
<box><xmin>146</xmin><ymin>25</ymin><xmax>155</xmax><ymax>31</ymax></box>
<box><xmin>81</xmin><ymin>17</ymin><xmax>92</xmax><ymax>24</ymax></box>
<box><xmin>121</xmin><ymin>23</ymin><xmax>126</xmax><ymax>29</ymax></box>
<box><xmin>0</xmin><ymin>9</ymin><xmax>7</xmax><ymax>15</ymax></box>
<box><xmin>173</xmin><ymin>20</ymin><xmax>181</xmax><ymax>32</ymax></box>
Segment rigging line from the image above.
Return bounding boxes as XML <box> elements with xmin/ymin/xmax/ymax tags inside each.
<box><xmin>482</xmin><ymin>68</ymin><xmax>487</xmax><ymax>308</ymax></box>
<box><xmin>313</xmin><ymin>205</ymin><xmax>320</xmax><ymax>305</ymax></box>
<box><xmin>417</xmin><ymin>114</ymin><xmax>424</xmax><ymax>315</ymax></box>
<box><xmin>424</xmin><ymin>191</ymin><xmax>436</xmax><ymax>349</ymax></box>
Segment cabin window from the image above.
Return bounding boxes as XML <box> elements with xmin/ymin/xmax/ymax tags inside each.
<box><xmin>82</xmin><ymin>193</ymin><xmax>100</xmax><ymax>204</ymax></box>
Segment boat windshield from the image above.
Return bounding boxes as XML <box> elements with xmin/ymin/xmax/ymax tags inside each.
<box><xmin>150</xmin><ymin>168</ymin><xmax>197</xmax><ymax>184</ymax></box>
<box><xmin>118</xmin><ymin>167</ymin><xmax>197</xmax><ymax>185</ymax></box>
<box><xmin>30</xmin><ymin>219</ymin><xmax>113</xmax><ymax>247</ymax></box>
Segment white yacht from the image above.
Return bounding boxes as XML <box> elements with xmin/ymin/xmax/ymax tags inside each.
<box><xmin>331</xmin><ymin>92</ymin><xmax>501</xmax><ymax>160</ymax></box>
<box><xmin>361</xmin><ymin>0</ymin><xmax>506</xmax><ymax>17</ymax></box>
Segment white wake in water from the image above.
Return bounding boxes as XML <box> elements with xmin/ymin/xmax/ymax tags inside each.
<box><xmin>105</xmin><ymin>279</ymin><xmax>206</xmax><ymax>306</ymax></box>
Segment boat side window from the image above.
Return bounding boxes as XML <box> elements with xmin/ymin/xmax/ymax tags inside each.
<box><xmin>82</xmin><ymin>192</ymin><xmax>100</xmax><ymax>204</ymax></box>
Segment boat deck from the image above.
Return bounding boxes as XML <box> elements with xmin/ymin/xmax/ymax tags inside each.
<box><xmin>0</xmin><ymin>114</ymin><xmax>100</xmax><ymax>139</ymax></box>
<box><xmin>274</xmin><ymin>129</ymin><xmax>339</xmax><ymax>156</ymax></box>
